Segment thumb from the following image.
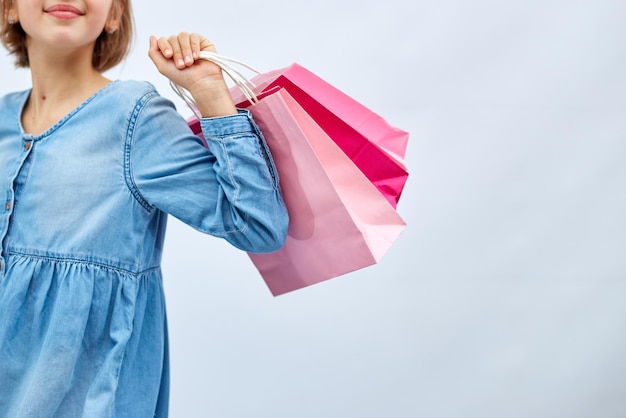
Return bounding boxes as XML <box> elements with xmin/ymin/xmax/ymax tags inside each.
<box><xmin>147</xmin><ymin>35</ymin><xmax>168</xmax><ymax>71</ymax></box>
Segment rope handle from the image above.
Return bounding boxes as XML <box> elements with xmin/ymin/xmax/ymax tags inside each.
<box><xmin>170</xmin><ymin>51</ymin><xmax>262</xmax><ymax>119</ymax></box>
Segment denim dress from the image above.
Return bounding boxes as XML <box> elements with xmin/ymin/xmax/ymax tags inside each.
<box><xmin>0</xmin><ymin>80</ymin><xmax>288</xmax><ymax>417</ymax></box>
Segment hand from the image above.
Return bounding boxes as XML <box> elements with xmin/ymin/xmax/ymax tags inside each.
<box><xmin>148</xmin><ymin>33</ymin><xmax>237</xmax><ymax>117</ymax></box>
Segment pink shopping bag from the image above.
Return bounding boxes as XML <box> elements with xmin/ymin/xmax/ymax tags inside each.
<box><xmin>244</xmin><ymin>89</ymin><xmax>406</xmax><ymax>296</ymax></box>
<box><xmin>230</xmin><ymin>63</ymin><xmax>409</xmax><ymax>208</ymax></box>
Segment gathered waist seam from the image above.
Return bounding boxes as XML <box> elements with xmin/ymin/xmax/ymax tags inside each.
<box><xmin>5</xmin><ymin>249</ymin><xmax>160</xmax><ymax>276</ymax></box>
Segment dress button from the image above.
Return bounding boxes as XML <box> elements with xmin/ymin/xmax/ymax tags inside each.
<box><xmin>5</xmin><ymin>201</ymin><xmax>10</xmax><ymax>211</ymax></box>
<box><xmin>24</xmin><ymin>141</ymin><xmax>32</xmax><ymax>151</ymax></box>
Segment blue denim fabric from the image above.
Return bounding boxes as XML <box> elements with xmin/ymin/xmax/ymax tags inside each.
<box><xmin>0</xmin><ymin>80</ymin><xmax>288</xmax><ymax>417</ymax></box>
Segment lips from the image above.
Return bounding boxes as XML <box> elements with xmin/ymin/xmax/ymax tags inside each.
<box><xmin>44</xmin><ymin>4</ymin><xmax>85</xmax><ymax>19</ymax></box>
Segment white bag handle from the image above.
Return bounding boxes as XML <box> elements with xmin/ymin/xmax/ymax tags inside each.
<box><xmin>170</xmin><ymin>51</ymin><xmax>261</xmax><ymax>119</ymax></box>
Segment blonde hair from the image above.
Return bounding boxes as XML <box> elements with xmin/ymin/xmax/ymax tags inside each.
<box><xmin>0</xmin><ymin>0</ymin><xmax>134</xmax><ymax>72</ymax></box>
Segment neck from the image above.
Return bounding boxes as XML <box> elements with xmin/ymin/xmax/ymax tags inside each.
<box><xmin>22</xmin><ymin>44</ymin><xmax>111</xmax><ymax>135</ymax></box>
<box><xmin>26</xmin><ymin>42</ymin><xmax>109</xmax><ymax>115</ymax></box>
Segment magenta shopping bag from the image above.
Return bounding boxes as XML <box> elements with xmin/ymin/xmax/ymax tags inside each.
<box><xmin>230</xmin><ymin>63</ymin><xmax>409</xmax><ymax>208</ymax></box>
<box><xmin>241</xmin><ymin>89</ymin><xmax>406</xmax><ymax>295</ymax></box>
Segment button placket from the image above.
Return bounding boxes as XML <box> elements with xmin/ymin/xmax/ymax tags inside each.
<box><xmin>5</xmin><ymin>136</ymin><xmax>34</xmax><ymax>215</ymax></box>
<box><xmin>1</xmin><ymin>135</ymin><xmax>35</xmax><ymax>276</ymax></box>
<box><xmin>23</xmin><ymin>133</ymin><xmax>34</xmax><ymax>152</ymax></box>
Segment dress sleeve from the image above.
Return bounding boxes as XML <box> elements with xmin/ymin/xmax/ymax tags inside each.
<box><xmin>126</xmin><ymin>90</ymin><xmax>288</xmax><ymax>253</ymax></box>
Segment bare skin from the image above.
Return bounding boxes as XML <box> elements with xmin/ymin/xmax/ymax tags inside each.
<box><xmin>7</xmin><ymin>0</ymin><xmax>235</xmax><ymax>135</ymax></box>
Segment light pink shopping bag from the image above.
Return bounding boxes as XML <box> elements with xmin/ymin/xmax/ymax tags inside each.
<box><xmin>244</xmin><ymin>89</ymin><xmax>406</xmax><ymax>296</ymax></box>
<box><xmin>230</xmin><ymin>63</ymin><xmax>409</xmax><ymax>208</ymax></box>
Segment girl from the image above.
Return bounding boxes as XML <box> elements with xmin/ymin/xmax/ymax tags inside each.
<box><xmin>0</xmin><ymin>0</ymin><xmax>288</xmax><ymax>416</ymax></box>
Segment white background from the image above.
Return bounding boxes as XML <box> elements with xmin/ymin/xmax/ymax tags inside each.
<box><xmin>3</xmin><ymin>1</ymin><xmax>626</xmax><ymax>417</ymax></box>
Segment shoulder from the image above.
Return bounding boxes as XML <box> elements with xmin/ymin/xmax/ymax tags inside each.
<box><xmin>107</xmin><ymin>80</ymin><xmax>179</xmax><ymax>116</ymax></box>
<box><xmin>0</xmin><ymin>89</ymin><xmax>30</xmax><ymax>113</ymax></box>
<box><xmin>110</xmin><ymin>80</ymin><xmax>191</xmax><ymax>142</ymax></box>
<box><xmin>106</xmin><ymin>80</ymin><xmax>162</xmax><ymax>105</ymax></box>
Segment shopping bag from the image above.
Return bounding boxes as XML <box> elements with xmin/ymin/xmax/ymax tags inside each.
<box><xmin>230</xmin><ymin>63</ymin><xmax>409</xmax><ymax>208</ymax></box>
<box><xmin>244</xmin><ymin>89</ymin><xmax>406</xmax><ymax>296</ymax></box>
<box><xmin>178</xmin><ymin>52</ymin><xmax>407</xmax><ymax>295</ymax></box>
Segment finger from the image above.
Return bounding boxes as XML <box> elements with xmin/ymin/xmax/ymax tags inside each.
<box><xmin>179</xmin><ymin>32</ymin><xmax>194</xmax><ymax>66</ymax></box>
<box><xmin>171</xmin><ymin>32</ymin><xmax>192</xmax><ymax>68</ymax></box>
<box><xmin>189</xmin><ymin>33</ymin><xmax>202</xmax><ymax>60</ymax></box>
<box><xmin>156</xmin><ymin>36</ymin><xmax>173</xmax><ymax>59</ymax></box>
<box><xmin>147</xmin><ymin>35</ymin><xmax>165</xmax><ymax>68</ymax></box>
<box><xmin>148</xmin><ymin>36</ymin><xmax>173</xmax><ymax>76</ymax></box>
<box><xmin>199</xmin><ymin>36</ymin><xmax>216</xmax><ymax>53</ymax></box>
<box><xmin>164</xmin><ymin>34</ymin><xmax>183</xmax><ymax>69</ymax></box>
